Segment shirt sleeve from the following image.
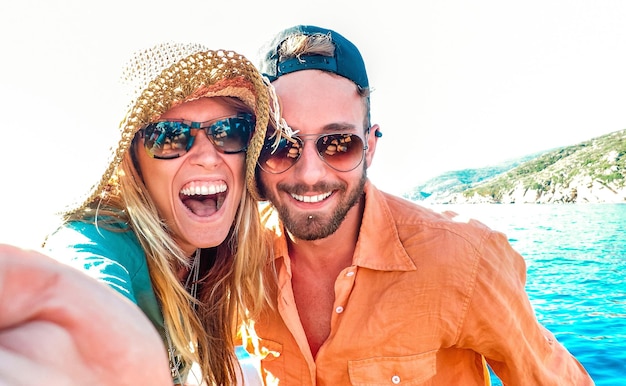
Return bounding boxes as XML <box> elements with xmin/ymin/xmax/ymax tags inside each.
<box><xmin>458</xmin><ymin>229</ymin><xmax>593</xmax><ymax>385</ymax></box>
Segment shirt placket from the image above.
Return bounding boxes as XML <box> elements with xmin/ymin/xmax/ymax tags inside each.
<box><xmin>330</xmin><ymin>265</ymin><xmax>357</xmax><ymax>328</ymax></box>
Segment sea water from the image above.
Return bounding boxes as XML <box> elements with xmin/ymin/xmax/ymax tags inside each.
<box><xmin>427</xmin><ymin>203</ymin><xmax>626</xmax><ymax>386</ymax></box>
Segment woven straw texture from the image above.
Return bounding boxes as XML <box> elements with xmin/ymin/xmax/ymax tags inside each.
<box><xmin>67</xmin><ymin>43</ymin><xmax>270</xmax><ymax>213</ymax></box>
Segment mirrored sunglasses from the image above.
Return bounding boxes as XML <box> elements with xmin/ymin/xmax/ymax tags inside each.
<box><xmin>139</xmin><ymin>113</ymin><xmax>254</xmax><ymax>159</ymax></box>
<box><xmin>258</xmin><ymin>132</ymin><xmax>368</xmax><ymax>174</ymax></box>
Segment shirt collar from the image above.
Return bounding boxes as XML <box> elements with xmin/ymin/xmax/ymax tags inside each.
<box><xmin>265</xmin><ymin>181</ymin><xmax>416</xmax><ymax>272</ymax></box>
<box><xmin>352</xmin><ymin>181</ymin><xmax>416</xmax><ymax>271</ymax></box>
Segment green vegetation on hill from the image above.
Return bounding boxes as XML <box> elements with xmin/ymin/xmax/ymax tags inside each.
<box><xmin>403</xmin><ymin>153</ymin><xmax>543</xmax><ymax>201</ymax></box>
<box><xmin>404</xmin><ymin>129</ymin><xmax>626</xmax><ymax>203</ymax></box>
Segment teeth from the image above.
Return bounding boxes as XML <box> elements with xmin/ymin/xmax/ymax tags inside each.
<box><xmin>181</xmin><ymin>182</ymin><xmax>227</xmax><ymax>196</ymax></box>
<box><xmin>291</xmin><ymin>192</ymin><xmax>331</xmax><ymax>203</ymax></box>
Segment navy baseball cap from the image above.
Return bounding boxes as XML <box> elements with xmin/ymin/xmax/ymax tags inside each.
<box><xmin>259</xmin><ymin>25</ymin><xmax>369</xmax><ymax>89</ymax></box>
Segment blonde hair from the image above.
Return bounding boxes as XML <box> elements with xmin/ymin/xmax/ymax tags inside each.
<box><xmin>60</xmin><ymin>97</ymin><xmax>270</xmax><ymax>385</ymax></box>
<box><xmin>47</xmin><ymin>44</ymin><xmax>277</xmax><ymax>386</ymax></box>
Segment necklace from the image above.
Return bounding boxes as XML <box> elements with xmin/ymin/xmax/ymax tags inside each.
<box><xmin>165</xmin><ymin>248</ymin><xmax>201</xmax><ymax>381</ymax></box>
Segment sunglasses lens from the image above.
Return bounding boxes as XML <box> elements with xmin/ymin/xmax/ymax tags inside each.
<box><xmin>143</xmin><ymin>121</ymin><xmax>192</xmax><ymax>159</ymax></box>
<box><xmin>257</xmin><ymin>135</ymin><xmax>302</xmax><ymax>174</ymax></box>
<box><xmin>211</xmin><ymin>115</ymin><xmax>253</xmax><ymax>153</ymax></box>
<box><xmin>316</xmin><ymin>134</ymin><xmax>365</xmax><ymax>171</ymax></box>
<box><xmin>258</xmin><ymin>132</ymin><xmax>366</xmax><ymax>173</ymax></box>
<box><xmin>142</xmin><ymin>114</ymin><xmax>253</xmax><ymax>159</ymax></box>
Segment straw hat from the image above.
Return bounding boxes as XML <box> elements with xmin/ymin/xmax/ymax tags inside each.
<box><xmin>67</xmin><ymin>42</ymin><xmax>271</xmax><ymax>214</ymax></box>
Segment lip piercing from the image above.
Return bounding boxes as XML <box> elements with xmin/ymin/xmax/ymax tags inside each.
<box><xmin>308</xmin><ymin>215</ymin><xmax>313</xmax><ymax>219</ymax></box>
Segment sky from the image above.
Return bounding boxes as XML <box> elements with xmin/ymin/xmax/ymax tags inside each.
<box><xmin>2</xmin><ymin>0</ymin><xmax>626</xmax><ymax>247</ymax></box>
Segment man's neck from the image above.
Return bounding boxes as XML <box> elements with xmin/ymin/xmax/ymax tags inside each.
<box><xmin>286</xmin><ymin>197</ymin><xmax>364</xmax><ymax>273</ymax></box>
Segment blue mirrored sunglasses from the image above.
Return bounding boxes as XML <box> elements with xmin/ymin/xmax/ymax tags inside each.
<box><xmin>139</xmin><ymin>113</ymin><xmax>254</xmax><ymax>159</ymax></box>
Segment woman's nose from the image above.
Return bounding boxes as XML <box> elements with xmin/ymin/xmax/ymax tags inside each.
<box><xmin>187</xmin><ymin>131</ymin><xmax>222</xmax><ymax>167</ymax></box>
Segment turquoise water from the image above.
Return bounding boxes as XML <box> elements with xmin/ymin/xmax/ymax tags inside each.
<box><xmin>429</xmin><ymin>203</ymin><xmax>626</xmax><ymax>386</ymax></box>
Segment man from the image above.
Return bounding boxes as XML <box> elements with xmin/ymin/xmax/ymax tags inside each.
<box><xmin>0</xmin><ymin>244</ymin><xmax>171</xmax><ymax>385</ymax></box>
<box><xmin>250</xmin><ymin>25</ymin><xmax>593</xmax><ymax>385</ymax></box>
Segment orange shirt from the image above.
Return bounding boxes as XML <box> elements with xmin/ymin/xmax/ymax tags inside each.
<box><xmin>251</xmin><ymin>182</ymin><xmax>593</xmax><ymax>385</ymax></box>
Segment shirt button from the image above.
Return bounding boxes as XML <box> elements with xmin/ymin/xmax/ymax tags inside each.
<box><xmin>391</xmin><ymin>375</ymin><xmax>401</xmax><ymax>384</ymax></box>
<box><xmin>335</xmin><ymin>306</ymin><xmax>344</xmax><ymax>313</ymax></box>
<box><xmin>346</xmin><ymin>271</ymin><xmax>355</xmax><ymax>277</ymax></box>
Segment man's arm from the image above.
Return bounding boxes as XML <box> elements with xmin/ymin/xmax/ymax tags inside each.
<box><xmin>461</xmin><ymin>231</ymin><xmax>593</xmax><ymax>385</ymax></box>
<box><xmin>0</xmin><ymin>244</ymin><xmax>171</xmax><ymax>385</ymax></box>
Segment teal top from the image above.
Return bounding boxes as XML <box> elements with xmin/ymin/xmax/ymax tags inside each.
<box><xmin>44</xmin><ymin>220</ymin><xmax>163</xmax><ymax>329</ymax></box>
<box><xmin>43</xmin><ymin>220</ymin><xmax>188</xmax><ymax>382</ymax></box>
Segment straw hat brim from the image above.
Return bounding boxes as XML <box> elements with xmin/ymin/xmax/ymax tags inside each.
<box><xmin>65</xmin><ymin>44</ymin><xmax>270</xmax><ymax>215</ymax></box>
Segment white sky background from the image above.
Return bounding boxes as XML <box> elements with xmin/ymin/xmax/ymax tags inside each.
<box><xmin>1</xmin><ymin>0</ymin><xmax>626</xmax><ymax>247</ymax></box>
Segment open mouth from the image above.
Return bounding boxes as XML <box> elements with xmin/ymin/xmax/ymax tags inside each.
<box><xmin>180</xmin><ymin>181</ymin><xmax>227</xmax><ymax>216</ymax></box>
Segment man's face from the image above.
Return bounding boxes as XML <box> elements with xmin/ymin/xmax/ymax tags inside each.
<box><xmin>258</xmin><ymin>70</ymin><xmax>376</xmax><ymax>240</ymax></box>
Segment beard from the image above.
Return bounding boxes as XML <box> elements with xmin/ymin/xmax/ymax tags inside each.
<box><xmin>260</xmin><ymin>166</ymin><xmax>367</xmax><ymax>241</ymax></box>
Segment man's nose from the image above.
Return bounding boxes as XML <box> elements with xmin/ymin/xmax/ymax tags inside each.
<box><xmin>290</xmin><ymin>138</ymin><xmax>328</xmax><ymax>185</ymax></box>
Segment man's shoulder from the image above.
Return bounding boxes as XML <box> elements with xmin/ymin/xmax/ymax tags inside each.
<box><xmin>370</xmin><ymin>186</ymin><xmax>499</xmax><ymax>251</ymax></box>
<box><xmin>366</xmin><ymin>186</ymin><xmax>525</xmax><ymax>288</ymax></box>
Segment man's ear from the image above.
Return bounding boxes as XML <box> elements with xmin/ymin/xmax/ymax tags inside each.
<box><xmin>365</xmin><ymin>124</ymin><xmax>381</xmax><ymax>168</ymax></box>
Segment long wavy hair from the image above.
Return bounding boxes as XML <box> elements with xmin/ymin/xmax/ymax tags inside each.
<box><xmin>59</xmin><ymin>96</ymin><xmax>271</xmax><ymax>385</ymax></box>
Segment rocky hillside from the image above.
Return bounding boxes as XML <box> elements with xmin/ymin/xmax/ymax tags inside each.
<box><xmin>405</xmin><ymin>129</ymin><xmax>626</xmax><ymax>204</ymax></box>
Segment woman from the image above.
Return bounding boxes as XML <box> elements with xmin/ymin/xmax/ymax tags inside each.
<box><xmin>43</xmin><ymin>43</ymin><xmax>280</xmax><ymax>385</ymax></box>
